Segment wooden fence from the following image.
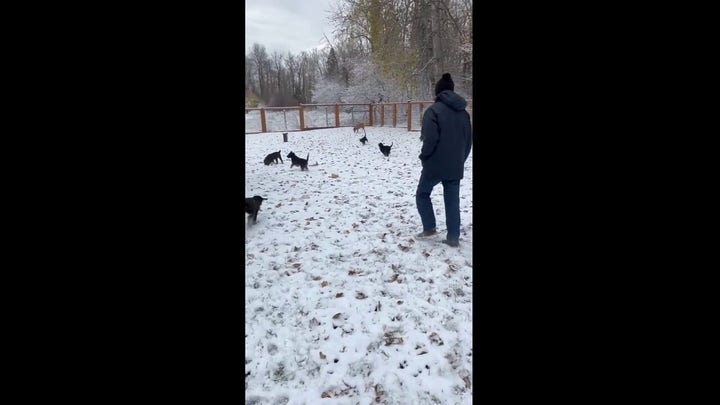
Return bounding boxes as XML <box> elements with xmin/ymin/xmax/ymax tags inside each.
<box><xmin>244</xmin><ymin>100</ymin><xmax>472</xmax><ymax>134</ymax></box>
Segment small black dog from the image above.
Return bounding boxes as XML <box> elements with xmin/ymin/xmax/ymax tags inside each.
<box><xmin>245</xmin><ymin>195</ymin><xmax>266</xmax><ymax>224</ymax></box>
<box><xmin>263</xmin><ymin>150</ymin><xmax>283</xmax><ymax>165</ymax></box>
<box><xmin>378</xmin><ymin>142</ymin><xmax>393</xmax><ymax>157</ymax></box>
<box><xmin>359</xmin><ymin>135</ymin><xmax>368</xmax><ymax>145</ymax></box>
<box><xmin>287</xmin><ymin>151</ymin><xmax>309</xmax><ymax>171</ymax></box>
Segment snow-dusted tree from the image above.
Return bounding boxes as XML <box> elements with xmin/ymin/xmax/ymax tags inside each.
<box><xmin>312</xmin><ymin>79</ymin><xmax>345</xmax><ymax>103</ymax></box>
<box><xmin>325</xmin><ymin>47</ymin><xmax>341</xmax><ymax>82</ymax></box>
<box><xmin>327</xmin><ymin>0</ymin><xmax>473</xmax><ymax>100</ymax></box>
<box><xmin>341</xmin><ymin>58</ymin><xmax>405</xmax><ymax>103</ymax></box>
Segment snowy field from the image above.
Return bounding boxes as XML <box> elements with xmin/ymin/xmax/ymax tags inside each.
<box><xmin>245</xmin><ymin>127</ymin><xmax>473</xmax><ymax>404</ymax></box>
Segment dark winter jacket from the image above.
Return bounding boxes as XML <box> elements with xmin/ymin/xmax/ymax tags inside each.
<box><xmin>419</xmin><ymin>90</ymin><xmax>472</xmax><ymax>180</ymax></box>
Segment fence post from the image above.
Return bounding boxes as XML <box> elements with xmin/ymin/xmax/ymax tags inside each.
<box><xmin>368</xmin><ymin>104</ymin><xmax>374</xmax><ymax>126</ymax></box>
<box><xmin>392</xmin><ymin>104</ymin><xmax>397</xmax><ymax>127</ymax></box>
<box><xmin>299</xmin><ymin>104</ymin><xmax>305</xmax><ymax>130</ymax></box>
<box><xmin>407</xmin><ymin>101</ymin><xmax>412</xmax><ymax>131</ymax></box>
<box><xmin>334</xmin><ymin>104</ymin><xmax>340</xmax><ymax>127</ymax></box>
<box><xmin>260</xmin><ymin>108</ymin><xmax>267</xmax><ymax>133</ymax></box>
<box><xmin>380</xmin><ymin>104</ymin><xmax>385</xmax><ymax>126</ymax></box>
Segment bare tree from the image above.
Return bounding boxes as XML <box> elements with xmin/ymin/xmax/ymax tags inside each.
<box><xmin>245</xmin><ymin>0</ymin><xmax>472</xmax><ymax>106</ymax></box>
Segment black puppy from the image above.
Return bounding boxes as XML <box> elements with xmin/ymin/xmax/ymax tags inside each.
<box><xmin>245</xmin><ymin>195</ymin><xmax>266</xmax><ymax>224</ymax></box>
<box><xmin>287</xmin><ymin>151</ymin><xmax>309</xmax><ymax>171</ymax></box>
<box><xmin>359</xmin><ymin>135</ymin><xmax>368</xmax><ymax>145</ymax></box>
<box><xmin>378</xmin><ymin>142</ymin><xmax>393</xmax><ymax>157</ymax></box>
<box><xmin>263</xmin><ymin>150</ymin><xmax>283</xmax><ymax>165</ymax></box>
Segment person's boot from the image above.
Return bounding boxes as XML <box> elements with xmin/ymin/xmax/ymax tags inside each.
<box><xmin>442</xmin><ymin>239</ymin><xmax>459</xmax><ymax>247</ymax></box>
<box><xmin>416</xmin><ymin>229</ymin><xmax>437</xmax><ymax>237</ymax></box>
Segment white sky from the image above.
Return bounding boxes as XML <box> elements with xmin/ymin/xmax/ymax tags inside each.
<box><xmin>245</xmin><ymin>0</ymin><xmax>337</xmax><ymax>56</ymax></box>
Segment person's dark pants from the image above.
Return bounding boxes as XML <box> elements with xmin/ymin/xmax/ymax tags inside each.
<box><xmin>416</xmin><ymin>175</ymin><xmax>461</xmax><ymax>242</ymax></box>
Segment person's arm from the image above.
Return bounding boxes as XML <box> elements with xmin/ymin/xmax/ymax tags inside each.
<box><xmin>419</xmin><ymin>109</ymin><xmax>440</xmax><ymax>162</ymax></box>
<box><xmin>464</xmin><ymin>111</ymin><xmax>472</xmax><ymax>162</ymax></box>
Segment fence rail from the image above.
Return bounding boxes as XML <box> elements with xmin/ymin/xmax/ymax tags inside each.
<box><xmin>244</xmin><ymin>100</ymin><xmax>472</xmax><ymax>134</ymax></box>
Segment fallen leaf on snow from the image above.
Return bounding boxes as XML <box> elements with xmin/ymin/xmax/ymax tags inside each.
<box><xmin>429</xmin><ymin>332</ymin><xmax>444</xmax><ymax>346</ymax></box>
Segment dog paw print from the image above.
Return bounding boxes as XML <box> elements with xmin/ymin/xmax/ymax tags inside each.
<box><xmin>398</xmin><ymin>359</ymin><xmax>409</xmax><ymax>369</ymax></box>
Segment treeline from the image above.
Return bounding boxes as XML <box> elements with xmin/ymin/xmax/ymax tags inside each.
<box><xmin>245</xmin><ymin>0</ymin><xmax>472</xmax><ymax>107</ymax></box>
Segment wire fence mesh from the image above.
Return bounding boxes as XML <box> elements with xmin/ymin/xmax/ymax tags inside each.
<box><xmin>245</xmin><ymin>101</ymin><xmax>471</xmax><ymax>134</ymax></box>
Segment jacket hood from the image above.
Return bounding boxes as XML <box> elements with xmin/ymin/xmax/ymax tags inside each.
<box><xmin>436</xmin><ymin>90</ymin><xmax>467</xmax><ymax>111</ymax></box>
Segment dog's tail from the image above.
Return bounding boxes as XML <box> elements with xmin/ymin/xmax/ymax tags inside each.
<box><xmin>306</xmin><ymin>153</ymin><xmax>309</xmax><ymax>161</ymax></box>
<box><xmin>389</xmin><ymin>143</ymin><xmax>393</xmax><ymax>148</ymax></box>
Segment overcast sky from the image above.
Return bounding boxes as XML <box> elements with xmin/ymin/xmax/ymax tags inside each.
<box><xmin>246</xmin><ymin>0</ymin><xmax>337</xmax><ymax>56</ymax></box>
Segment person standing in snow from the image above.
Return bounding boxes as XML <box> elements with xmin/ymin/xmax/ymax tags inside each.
<box><xmin>415</xmin><ymin>73</ymin><xmax>472</xmax><ymax>247</ymax></box>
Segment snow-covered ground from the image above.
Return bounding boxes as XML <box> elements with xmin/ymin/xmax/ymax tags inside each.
<box><xmin>245</xmin><ymin>127</ymin><xmax>473</xmax><ymax>405</ymax></box>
